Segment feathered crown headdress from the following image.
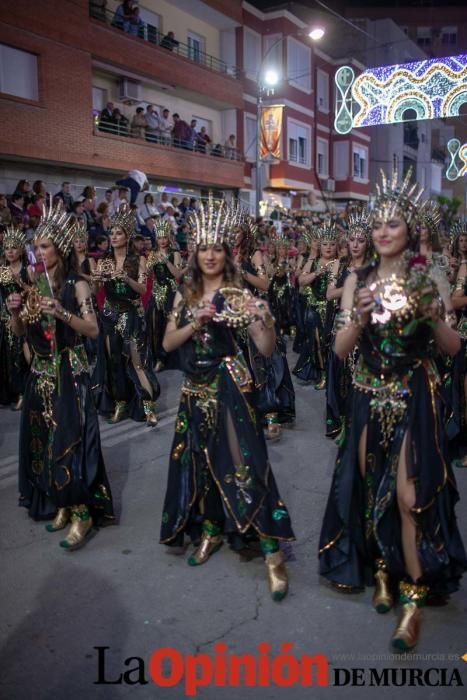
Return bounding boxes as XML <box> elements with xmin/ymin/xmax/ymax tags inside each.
<box><xmin>109</xmin><ymin>204</ymin><xmax>135</xmax><ymax>238</ymax></box>
<box><xmin>70</xmin><ymin>218</ymin><xmax>88</xmax><ymax>244</ymax></box>
<box><xmin>316</xmin><ymin>221</ymin><xmax>338</xmax><ymax>242</ymax></box>
<box><xmin>449</xmin><ymin>220</ymin><xmax>467</xmax><ymax>239</ymax></box>
<box><xmin>33</xmin><ymin>200</ymin><xmax>75</xmax><ymax>256</ymax></box>
<box><xmin>347</xmin><ymin>208</ymin><xmax>370</xmax><ymax>239</ymax></box>
<box><xmin>370</xmin><ymin>167</ymin><xmax>424</xmax><ymax>228</ymax></box>
<box><xmin>3</xmin><ymin>224</ymin><xmax>27</xmax><ymax>251</ymax></box>
<box><xmin>417</xmin><ymin>200</ymin><xmax>441</xmax><ymax>233</ymax></box>
<box><xmin>189</xmin><ymin>194</ymin><xmax>227</xmax><ymax>247</ymax></box>
<box><xmin>154</xmin><ymin>219</ymin><xmax>172</xmax><ymax>239</ymax></box>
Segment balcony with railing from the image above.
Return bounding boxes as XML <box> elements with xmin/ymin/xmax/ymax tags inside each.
<box><xmin>89</xmin><ymin>1</ymin><xmax>241</xmax><ymax>79</ymax></box>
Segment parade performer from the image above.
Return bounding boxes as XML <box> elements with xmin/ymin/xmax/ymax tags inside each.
<box><xmin>72</xmin><ymin>222</ymin><xmax>97</xmax><ymax>363</ymax></box>
<box><xmin>450</xmin><ymin>222</ymin><xmax>467</xmax><ymax>468</ymax></box>
<box><xmin>318</xmin><ymin>169</ymin><xmax>467</xmax><ymax>651</ymax></box>
<box><xmin>91</xmin><ymin>206</ymin><xmax>159</xmax><ymax>425</ymax></box>
<box><xmin>293</xmin><ymin>228</ymin><xmax>315</xmax><ymax>354</ymax></box>
<box><xmin>325</xmin><ymin>210</ymin><xmax>371</xmax><ymax>438</ymax></box>
<box><xmin>159</xmin><ymin>198</ymin><xmax>295</xmax><ymax>601</ymax></box>
<box><xmin>145</xmin><ymin>219</ymin><xmax>183</xmax><ymax>369</ymax></box>
<box><xmin>293</xmin><ymin>223</ymin><xmax>337</xmax><ymax>388</ymax></box>
<box><xmin>0</xmin><ymin>226</ymin><xmax>30</xmax><ymax>408</ymax></box>
<box><xmin>6</xmin><ymin>203</ymin><xmax>114</xmax><ymax>547</ymax></box>
<box><xmin>268</xmin><ymin>233</ymin><xmax>296</xmax><ymax>337</ymax></box>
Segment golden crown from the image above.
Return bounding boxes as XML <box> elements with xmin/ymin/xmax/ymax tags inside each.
<box><xmin>33</xmin><ymin>200</ymin><xmax>75</xmax><ymax>256</ymax></box>
<box><xmin>70</xmin><ymin>218</ymin><xmax>89</xmax><ymax>243</ymax></box>
<box><xmin>316</xmin><ymin>221</ymin><xmax>338</xmax><ymax>242</ymax></box>
<box><xmin>417</xmin><ymin>200</ymin><xmax>442</xmax><ymax>233</ymax></box>
<box><xmin>154</xmin><ymin>219</ymin><xmax>172</xmax><ymax>239</ymax></box>
<box><xmin>110</xmin><ymin>204</ymin><xmax>135</xmax><ymax>238</ymax></box>
<box><xmin>371</xmin><ymin>167</ymin><xmax>424</xmax><ymax>228</ymax></box>
<box><xmin>3</xmin><ymin>224</ymin><xmax>27</xmax><ymax>251</ymax></box>
<box><xmin>189</xmin><ymin>194</ymin><xmax>227</xmax><ymax>247</ymax></box>
<box><xmin>449</xmin><ymin>220</ymin><xmax>467</xmax><ymax>239</ymax></box>
<box><xmin>347</xmin><ymin>208</ymin><xmax>370</xmax><ymax>239</ymax></box>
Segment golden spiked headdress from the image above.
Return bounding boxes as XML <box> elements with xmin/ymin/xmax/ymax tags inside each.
<box><xmin>370</xmin><ymin>167</ymin><xmax>424</xmax><ymax>228</ymax></box>
<box><xmin>3</xmin><ymin>224</ymin><xmax>27</xmax><ymax>251</ymax></box>
<box><xmin>109</xmin><ymin>203</ymin><xmax>135</xmax><ymax>238</ymax></box>
<box><xmin>347</xmin><ymin>208</ymin><xmax>371</xmax><ymax>240</ymax></box>
<box><xmin>154</xmin><ymin>219</ymin><xmax>172</xmax><ymax>239</ymax></box>
<box><xmin>70</xmin><ymin>218</ymin><xmax>88</xmax><ymax>244</ymax></box>
<box><xmin>417</xmin><ymin>200</ymin><xmax>442</xmax><ymax>234</ymax></box>
<box><xmin>33</xmin><ymin>200</ymin><xmax>75</xmax><ymax>256</ymax></box>
<box><xmin>449</xmin><ymin>220</ymin><xmax>467</xmax><ymax>239</ymax></box>
<box><xmin>189</xmin><ymin>194</ymin><xmax>227</xmax><ymax>247</ymax></box>
<box><xmin>316</xmin><ymin>221</ymin><xmax>338</xmax><ymax>242</ymax></box>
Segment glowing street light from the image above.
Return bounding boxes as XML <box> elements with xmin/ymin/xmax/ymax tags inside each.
<box><xmin>264</xmin><ymin>69</ymin><xmax>279</xmax><ymax>87</ymax></box>
<box><xmin>309</xmin><ymin>27</ymin><xmax>325</xmax><ymax>41</ymax></box>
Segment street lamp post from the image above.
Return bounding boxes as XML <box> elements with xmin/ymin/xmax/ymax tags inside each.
<box><xmin>254</xmin><ymin>28</ymin><xmax>325</xmax><ymax>219</ymax></box>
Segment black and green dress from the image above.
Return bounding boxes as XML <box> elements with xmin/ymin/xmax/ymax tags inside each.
<box><xmin>0</xmin><ymin>263</ymin><xmax>30</xmax><ymax>405</ymax></box>
<box><xmin>160</xmin><ymin>291</ymin><xmax>295</xmax><ymax>548</ymax></box>
<box><xmin>319</xmin><ymin>259</ymin><xmax>467</xmax><ymax>595</ymax></box>
<box><xmin>92</xmin><ymin>254</ymin><xmax>160</xmax><ymax>420</ymax></box>
<box><xmin>146</xmin><ymin>251</ymin><xmax>178</xmax><ymax>367</ymax></box>
<box><xmin>19</xmin><ymin>273</ymin><xmax>114</xmax><ymax>522</ymax></box>
<box><xmin>446</xmin><ymin>270</ymin><xmax>467</xmax><ymax>465</ymax></box>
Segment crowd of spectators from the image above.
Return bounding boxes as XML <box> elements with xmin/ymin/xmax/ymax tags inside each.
<box><xmin>97</xmin><ymin>101</ymin><xmax>240</xmax><ymax>159</ymax></box>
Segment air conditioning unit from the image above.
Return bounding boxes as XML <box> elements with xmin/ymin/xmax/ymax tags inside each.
<box><xmin>118</xmin><ymin>78</ymin><xmax>141</xmax><ymax>105</ymax></box>
<box><xmin>327</xmin><ymin>178</ymin><xmax>335</xmax><ymax>192</ymax></box>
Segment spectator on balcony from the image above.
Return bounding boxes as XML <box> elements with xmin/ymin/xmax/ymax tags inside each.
<box><xmin>196</xmin><ymin>126</ymin><xmax>212</xmax><ymax>154</ymax></box>
<box><xmin>160</xmin><ymin>31</ymin><xmax>179</xmax><ymax>51</ymax></box>
<box><xmin>224</xmin><ymin>134</ymin><xmax>237</xmax><ymax>160</ymax></box>
<box><xmin>130</xmin><ymin>107</ymin><xmax>146</xmax><ymax>138</ymax></box>
<box><xmin>159</xmin><ymin>108</ymin><xmax>172</xmax><ymax>145</ymax></box>
<box><xmin>115</xmin><ymin>169</ymin><xmax>149</xmax><ymax>205</ymax></box>
<box><xmin>128</xmin><ymin>6</ymin><xmax>144</xmax><ymax>37</ymax></box>
<box><xmin>140</xmin><ymin>193</ymin><xmax>158</xmax><ymax>221</ymax></box>
<box><xmin>111</xmin><ymin>0</ymin><xmax>135</xmax><ymax>32</ymax></box>
<box><xmin>145</xmin><ymin>105</ymin><xmax>160</xmax><ymax>143</ymax></box>
<box><xmin>172</xmin><ymin>113</ymin><xmax>190</xmax><ymax>149</ymax></box>
<box><xmin>187</xmin><ymin>119</ymin><xmax>198</xmax><ymax>151</ymax></box>
<box><xmin>55</xmin><ymin>181</ymin><xmax>74</xmax><ymax>212</ymax></box>
<box><xmin>112</xmin><ymin>108</ymin><xmax>129</xmax><ymax>136</ymax></box>
<box><xmin>211</xmin><ymin>143</ymin><xmax>223</xmax><ymax>157</ymax></box>
<box><xmin>0</xmin><ymin>194</ymin><xmax>12</xmax><ymax>227</ymax></box>
<box><xmin>99</xmin><ymin>102</ymin><xmax>116</xmax><ymax>133</ymax></box>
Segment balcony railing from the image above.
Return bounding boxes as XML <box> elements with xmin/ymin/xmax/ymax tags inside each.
<box><xmin>89</xmin><ymin>1</ymin><xmax>241</xmax><ymax>79</ymax></box>
<box><xmin>93</xmin><ymin>116</ymin><xmax>244</xmax><ymax>162</ymax></box>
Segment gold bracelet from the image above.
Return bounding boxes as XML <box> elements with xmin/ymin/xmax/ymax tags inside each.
<box><xmin>59</xmin><ymin>309</ymin><xmax>72</xmax><ymax>324</ymax></box>
<box><xmin>261</xmin><ymin>312</ymin><xmax>275</xmax><ymax>330</ymax></box>
<box><xmin>191</xmin><ymin>318</ymin><xmax>202</xmax><ymax>332</ymax></box>
<box><xmin>79</xmin><ymin>298</ymin><xmax>94</xmax><ymax>317</ymax></box>
<box><xmin>350</xmin><ymin>307</ymin><xmax>365</xmax><ymax>330</ymax></box>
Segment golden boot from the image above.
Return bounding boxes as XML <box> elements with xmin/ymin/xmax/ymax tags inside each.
<box><xmin>188</xmin><ymin>533</ymin><xmax>223</xmax><ymax>566</ymax></box>
<box><xmin>11</xmin><ymin>395</ymin><xmax>23</xmax><ymax>411</ymax></box>
<box><xmin>372</xmin><ymin>559</ymin><xmax>393</xmax><ymax>613</ymax></box>
<box><xmin>46</xmin><ymin>507</ymin><xmax>71</xmax><ymax>532</ymax></box>
<box><xmin>143</xmin><ymin>400</ymin><xmax>158</xmax><ymax>427</ymax></box>
<box><xmin>108</xmin><ymin>400</ymin><xmax>128</xmax><ymax>424</ymax></box>
<box><xmin>265</xmin><ymin>413</ymin><xmax>281</xmax><ymax>441</ymax></box>
<box><xmin>265</xmin><ymin>550</ymin><xmax>289</xmax><ymax>602</ymax></box>
<box><xmin>391</xmin><ymin>581</ymin><xmax>429</xmax><ymax>652</ymax></box>
<box><xmin>59</xmin><ymin>505</ymin><xmax>93</xmax><ymax>551</ymax></box>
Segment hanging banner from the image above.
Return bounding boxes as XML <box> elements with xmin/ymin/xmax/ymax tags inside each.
<box><xmin>260</xmin><ymin>104</ymin><xmax>283</xmax><ymax>161</ymax></box>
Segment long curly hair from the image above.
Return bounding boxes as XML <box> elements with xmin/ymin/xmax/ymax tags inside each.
<box><xmin>184</xmin><ymin>242</ymin><xmax>241</xmax><ymax>306</ymax></box>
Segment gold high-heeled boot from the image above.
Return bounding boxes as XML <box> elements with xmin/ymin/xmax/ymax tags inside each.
<box><xmin>59</xmin><ymin>505</ymin><xmax>93</xmax><ymax>550</ymax></box>
<box><xmin>265</xmin><ymin>550</ymin><xmax>289</xmax><ymax>602</ymax></box>
<box><xmin>143</xmin><ymin>400</ymin><xmax>158</xmax><ymax>427</ymax></box>
<box><xmin>188</xmin><ymin>532</ymin><xmax>223</xmax><ymax>566</ymax></box>
<box><xmin>391</xmin><ymin>581</ymin><xmax>429</xmax><ymax>651</ymax></box>
<box><xmin>265</xmin><ymin>413</ymin><xmax>281</xmax><ymax>441</ymax></box>
<box><xmin>11</xmin><ymin>395</ymin><xmax>23</xmax><ymax>411</ymax></box>
<box><xmin>372</xmin><ymin>559</ymin><xmax>393</xmax><ymax>613</ymax></box>
<box><xmin>108</xmin><ymin>401</ymin><xmax>128</xmax><ymax>424</ymax></box>
<box><xmin>46</xmin><ymin>507</ymin><xmax>71</xmax><ymax>532</ymax></box>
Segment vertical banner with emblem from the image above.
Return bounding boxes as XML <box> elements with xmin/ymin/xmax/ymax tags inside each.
<box><xmin>260</xmin><ymin>105</ymin><xmax>284</xmax><ymax>161</ymax></box>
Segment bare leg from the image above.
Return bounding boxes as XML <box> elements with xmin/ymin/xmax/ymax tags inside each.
<box><xmin>396</xmin><ymin>433</ymin><xmax>422</xmax><ymax>582</ymax></box>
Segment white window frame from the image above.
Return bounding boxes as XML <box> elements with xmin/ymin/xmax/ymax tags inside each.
<box><xmin>244</xmin><ymin>112</ymin><xmax>257</xmax><ymax>162</ymax></box>
<box><xmin>287</xmin><ymin>117</ymin><xmax>311</xmax><ymax>169</ymax></box>
<box><xmin>262</xmin><ymin>33</ymin><xmax>282</xmax><ymax>76</ymax></box>
<box><xmin>187</xmin><ymin>31</ymin><xmax>206</xmax><ymax>64</ymax></box>
<box><xmin>244</xmin><ymin>27</ymin><xmax>262</xmax><ymax>81</ymax></box>
<box><xmin>352</xmin><ymin>142</ymin><xmax>369</xmax><ymax>182</ymax></box>
<box><xmin>138</xmin><ymin>8</ymin><xmax>161</xmax><ymax>42</ymax></box>
<box><xmin>333</xmin><ymin>141</ymin><xmax>349</xmax><ymax>180</ymax></box>
<box><xmin>0</xmin><ymin>43</ymin><xmax>38</xmax><ymax>101</ymax></box>
<box><xmin>316</xmin><ymin>68</ymin><xmax>329</xmax><ymax>113</ymax></box>
<box><xmin>441</xmin><ymin>26</ymin><xmax>457</xmax><ymax>45</ymax></box>
<box><xmin>287</xmin><ymin>36</ymin><xmax>311</xmax><ymax>94</ymax></box>
<box><xmin>316</xmin><ymin>137</ymin><xmax>329</xmax><ymax>177</ymax></box>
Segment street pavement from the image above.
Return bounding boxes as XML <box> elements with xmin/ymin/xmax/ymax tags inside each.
<box><xmin>0</xmin><ymin>354</ymin><xmax>466</xmax><ymax>700</ymax></box>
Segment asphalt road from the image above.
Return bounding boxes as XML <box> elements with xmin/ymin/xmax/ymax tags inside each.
<box><xmin>1</xmin><ymin>356</ymin><xmax>466</xmax><ymax>700</ymax></box>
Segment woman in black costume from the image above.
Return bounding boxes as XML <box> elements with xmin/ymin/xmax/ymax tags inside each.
<box><xmin>325</xmin><ymin>210</ymin><xmax>371</xmax><ymax>438</ymax></box>
<box><xmin>92</xmin><ymin>206</ymin><xmax>160</xmax><ymax>426</ymax></box>
<box><xmin>318</xmin><ymin>169</ymin><xmax>466</xmax><ymax>651</ymax></box>
<box><xmin>293</xmin><ymin>223</ymin><xmax>337</xmax><ymax>388</ymax></box>
<box><xmin>72</xmin><ymin>222</ymin><xmax>97</xmax><ymax>363</ymax></box>
<box><xmin>159</xmin><ymin>199</ymin><xmax>295</xmax><ymax>601</ymax></box>
<box><xmin>451</xmin><ymin>223</ymin><xmax>467</xmax><ymax>468</ymax></box>
<box><xmin>6</xmin><ymin>203</ymin><xmax>114</xmax><ymax>549</ymax></box>
<box><xmin>146</xmin><ymin>220</ymin><xmax>183</xmax><ymax>370</ymax></box>
<box><xmin>0</xmin><ymin>226</ymin><xmax>30</xmax><ymax>408</ymax></box>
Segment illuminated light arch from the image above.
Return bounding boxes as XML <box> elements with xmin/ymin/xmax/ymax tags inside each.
<box><xmin>334</xmin><ymin>53</ymin><xmax>467</xmax><ymax>133</ymax></box>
